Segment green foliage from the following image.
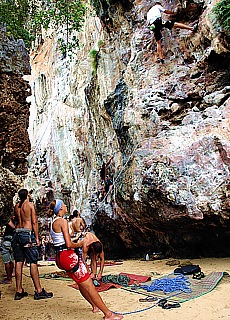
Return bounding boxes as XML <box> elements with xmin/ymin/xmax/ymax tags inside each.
<box><xmin>89</xmin><ymin>49</ymin><xmax>99</xmax><ymax>74</ymax></box>
<box><xmin>90</xmin><ymin>0</ymin><xmax>101</xmax><ymax>16</ymax></box>
<box><xmin>213</xmin><ymin>0</ymin><xmax>230</xmax><ymax>35</ymax></box>
<box><xmin>0</xmin><ymin>0</ymin><xmax>33</xmax><ymax>47</ymax></box>
<box><xmin>0</xmin><ymin>0</ymin><xmax>86</xmax><ymax>54</ymax></box>
<box><xmin>90</xmin><ymin>0</ymin><xmax>110</xmax><ymax>16</ymax></box>
<box><xmin>98</xmin><ymin>39</ymin><xmax>103</xmax><ymax>47</ymax></box>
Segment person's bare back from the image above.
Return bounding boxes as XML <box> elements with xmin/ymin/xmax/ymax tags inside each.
<box><xmin>15</xmin><ymin>201</ymin><xmax>33</xmax><ymax>229</ymax></box>
<box><xmin>72</xmin><ymin>217</ymin><xmax>85</xmax><ymax>233</ymax></box>
<box><xmin>72</xmin><ymin>210</ymin><xmax>86</xmax><ymax>233</ymax></box>
<box><xmin>14</xmin><ymin>197</ymin><xmax>39</xmax><ymax>245</ymax></box>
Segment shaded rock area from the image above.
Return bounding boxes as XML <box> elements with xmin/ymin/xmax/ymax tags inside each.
<box><xmin>1</xmin><ymin>1</ymin><xmax>229</xmax><ymax>259</ymax></box>
<box><xmin>0</xmin><ymin>30</ymin><xmax>31</xmax><ymax>225</ymax></box>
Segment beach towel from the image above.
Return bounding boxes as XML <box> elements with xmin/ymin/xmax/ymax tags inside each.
<box><xmin>69</xmin><ymin>273</ymin><xmax>151</xmax><ymax>292</ymax></box>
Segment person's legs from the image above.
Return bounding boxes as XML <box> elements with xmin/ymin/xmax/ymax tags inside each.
<box><xmin>4</xmin><ymin>262</ymin><xmax>13</xmax><ymax>283</ymax></box>
<box><xmin>30</xmin><ymin>263</ymin><xmax>42</xmax><ymax>292</ymax></box>
<box><xmin>156</xmin><ymin>39</ymin><xmax>163</xmax><ymax>60</ymax></box>
<box><xmin>90</xmin><ymin>253</ymin><xmax>97</xmax><ymax>278</ymax></box>
<box><xmin>1</xmin><ymin>241</ymin><xmax>14</xmax><ymax>283</ymax></box>
<box><xmin>78</xmin><ymin>278</ymin><xmax>123</xmax><ymax>319</ymax></box>
<box><xmin>173</xmin><ymin>22</ymin><xmax>193</xmax><ymax>31</ymax></box>
<box><xmin>15</xmin><ymin>261</ymin><xmax>23</xmax><ymax>292</ymax></box>
<box><xmin>30</xmin><ymin>262</ymin><xmax>53</xmax><ymax>299</ymax></box>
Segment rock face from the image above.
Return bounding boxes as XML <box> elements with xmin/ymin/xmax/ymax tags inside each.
<box><xmin>0</xmin><ymin>30</ymin><xmax>31</xmax><ymax>224</ymax></box>
<box><xmin>25</xmin><ymin>0</ymin><xmax>230</xmax><ymax>258</ymax></box>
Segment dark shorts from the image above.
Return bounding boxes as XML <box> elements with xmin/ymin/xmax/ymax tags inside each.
<box><xmin>152</xmin><ymin>18</ymin><xmax>174</xmax><ymax>42</ymax></box>
<box><xmin>12</xmin><ymin>229</ymin><xmax>39</xmax><ymax>264</ymax></box>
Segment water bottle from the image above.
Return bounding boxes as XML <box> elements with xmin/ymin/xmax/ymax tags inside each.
<box><xmin>145</xmin><ymin>253</ymin><xmax>149</xmax><ymax>261</ymax></box>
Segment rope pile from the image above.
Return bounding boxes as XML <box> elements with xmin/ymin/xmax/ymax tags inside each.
<box><xmin>140</xmin><ymin>274</ymin><xmax>191</xmax><ymax>294</ymax></box>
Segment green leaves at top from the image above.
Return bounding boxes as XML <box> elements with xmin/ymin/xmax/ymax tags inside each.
<box><xmin>0</xmin><ymin>0</ymin><xmax>86</xmax><ymax>54</ymax></box>
<box><xmin>213</xmin><ymin>0</ymin><xmax>230</xmax><ymax>35</ymax></box>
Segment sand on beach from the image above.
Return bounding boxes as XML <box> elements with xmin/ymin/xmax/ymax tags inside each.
<box><xmin>0</xmin><ymin>257</ymin><xmax>230</xmax><ymax>320</ymax></box>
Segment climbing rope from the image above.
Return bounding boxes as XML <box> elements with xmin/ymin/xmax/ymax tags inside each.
<box><xmin>140</xmin><ymin>274</ymin><xmax>191</xmax><ymax>294</ymax></box>
<box><xmin>92</xmin><ymin>118</ymin><xmax>154</xmax><ymax>216</ymax></box>
<box><xmin>112</xmin><ymin>288</ymin><xmax>187</xmax><ymax>316</ymax></box>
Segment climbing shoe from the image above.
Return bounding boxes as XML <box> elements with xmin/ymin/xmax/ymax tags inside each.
<box><xmin>157</xmin><ymin>298</ymin><xmax>167</xmax><ymax>307</ymax></box>
<box><xmin>139</xmin><ymin>296</ymin><xmax>158</xmax><ymax>302</ymax></box>
<box><xmin>162</xmin><ymin>302</ymin><xmax>181</xmax><ymax>309</ymax></box>
<box><xmin>193</xmin><ymin>23</ymin><xmax>198</xmax><ymax>32</ymax></box>
<box><xmin>34</xmin><ymin>288</ymin><xmax>53</xmax><ymax>300</ymax></box>
<box><xmin>14</xmin><ymin>289</ymin><xmax>28</xmax><ymax>300</ymax></box>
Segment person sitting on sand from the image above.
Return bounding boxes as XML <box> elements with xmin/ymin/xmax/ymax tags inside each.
<box><xmin>47</xmin><ymin>199</ymin><xmax>123</xmax><ymax>320</ymax></box>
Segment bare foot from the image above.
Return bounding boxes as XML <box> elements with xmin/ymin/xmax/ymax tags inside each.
<box><xmin>104</xmin><ymin>312</ymin><xmax>123</xmax><ymax>320</ymax></box>
<box><xmin>92</xmin><ymin>306</ymin><xmax>99</xmax><ymax>313</ymax></box>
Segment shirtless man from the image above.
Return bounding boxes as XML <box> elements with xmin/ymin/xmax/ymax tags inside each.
<box><xmin>81</xmin><ymin>232</ymin><xmax>105</xmax><ymax>281</ymax></box>
<box><xmin>72</xmin><ymin>210</ymin><xmax>86</xmax><ymax>236</ymax></box>
<box><xmin>12</xmin><ymin>188</ymin><xmax>53</xmax><ymax>300</ymax></box>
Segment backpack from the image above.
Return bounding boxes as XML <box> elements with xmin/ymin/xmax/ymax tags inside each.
<box><xmin>174</xmin><ymin>264</ymin><xmax>201</xmax><ymax>275</ymax></box>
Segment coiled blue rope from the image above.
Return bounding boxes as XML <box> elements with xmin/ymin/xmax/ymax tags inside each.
<box><xmin>140</xmin><ymin>274</ymin><xmax>191</xmax><ymax>294</ymax></box>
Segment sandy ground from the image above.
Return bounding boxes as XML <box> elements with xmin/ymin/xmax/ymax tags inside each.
<box><xmin>0</xmin><ymin>257</ymin><xmax>230</xmax><ymax>320</ymax></box>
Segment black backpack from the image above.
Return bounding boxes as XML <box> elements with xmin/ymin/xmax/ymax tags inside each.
<box><xmin>174</xmin><ymin>264</ymin><xmax>201</xmax><ymax>275</ymax></box>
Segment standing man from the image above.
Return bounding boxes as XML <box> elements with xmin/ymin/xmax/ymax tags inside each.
<box><xmin>1</xmin><ymin>216</ymin><xmax>16</xmax><ymax>284</ymax></box>
<box><xmin>147</xmin><ymin>1</ymin><xmax>198</xmax><ymax>63</ymax></box>
<box><xmin>12</xmin><ymin>188</ymin><xmax>53</xmax><ymax>300</ymax></box>
<box><xmin>72</xmin><ymin>209</ymin><xmax>86</xmax><ymax>235</ymax></box>
<box><xmin>81</xmin><ymin>232</ymin><xmax>105</xmax><ymax>281</ymax></box>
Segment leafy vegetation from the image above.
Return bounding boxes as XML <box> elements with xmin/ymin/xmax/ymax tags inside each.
<box><xmin>0</xmin><ymin>0</ymin><xmax>86</xmax><ymax>54</ymax></box>
<box><xmin>213</xmin><ymin>0</ymin><xmax>230</xmax><ymax>35</ymax></box>
<box><xmin>89</xmin><ymin>49</ymin><xmax>99</xmax><ymax>74</ymax></box>
<box><xmin>0</xmin><ymin>0</ymin><xmax>32</xmax><ymax>47</ymax></box>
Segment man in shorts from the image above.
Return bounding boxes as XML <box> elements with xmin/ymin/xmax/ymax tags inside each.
<box><xmin>12</xmin><ymin>189</ymin><xmax>53</xmax><ymax>300</ymax></box>
<box><xmin>147</xmin><ymin>1</ymin><xmax>198</xmax><ymax>63</ymax></box>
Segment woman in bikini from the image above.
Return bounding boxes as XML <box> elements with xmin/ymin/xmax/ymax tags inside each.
<box><xmin>47</xmin><ymin>199</ymin><xmax>123</xmax><ymax>320</ymax></box>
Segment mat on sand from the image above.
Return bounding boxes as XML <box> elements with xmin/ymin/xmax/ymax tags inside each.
<box><xmin>39</xmin><ymin>261</ymin><xmax>123</xmax><ymax>281</ymax></box>
<box><xmin>69</xmin><ymin>273</ymin><xmax>151</xmax><ymax>292</ymax></box>
<box><xmin>122</xmin><ymin>272</ymin><xmax>224</xmax><ymax>303</ymax></box>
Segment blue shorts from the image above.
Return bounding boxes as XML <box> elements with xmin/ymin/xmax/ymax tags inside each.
<box><xmin>1</xmin><ymin>240</ymin><xmax>14</xmax><ymax>264</ymax></box>
<box><xmin>12</xmin><ymin>229</ymin><xmax>39</xmax><ymax>264</ymax></box>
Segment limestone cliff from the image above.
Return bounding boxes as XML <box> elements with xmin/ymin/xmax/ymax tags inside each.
<box><xmin>25</xmin><ymin>0</ymin><xmax>230</xmax><ymax>258</ymax></box>
<box><xmin>0</xmin><ymin>30</ymin><xmax>31</xmax><ymax>225</ymax></box>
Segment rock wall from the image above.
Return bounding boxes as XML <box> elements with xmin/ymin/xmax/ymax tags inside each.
<box><xmin>26</xmin><ymin>0</ymin><xmax>230</xmax><ymax>258</ymax></box>
<box><xmin>0</xmin><ymin>30</ymin><xmax>31</xmax><ymax>224</ymax></box>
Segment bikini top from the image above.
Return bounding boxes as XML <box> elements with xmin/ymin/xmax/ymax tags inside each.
<box><xmin>50</xmin><ymin>216</ymin><xmax>66</xmax><ymax>246</ymax></box>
